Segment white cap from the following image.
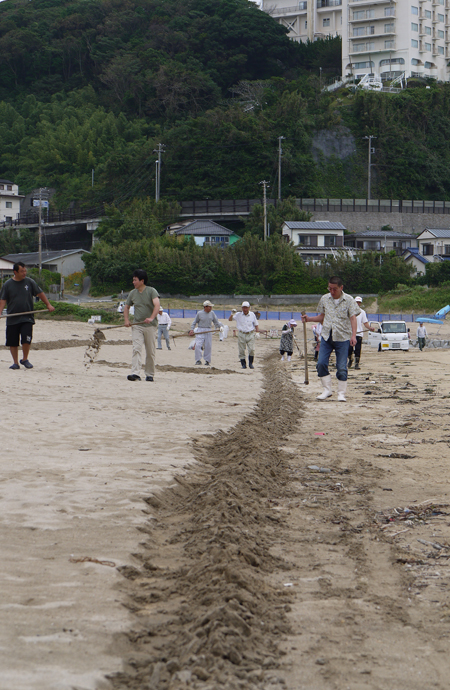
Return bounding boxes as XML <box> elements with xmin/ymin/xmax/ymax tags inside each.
<box><xmin>289</xmin><ymin>319</ymin><xmax>297</xmax><ymax>326</ymax></box>
<box><xmin>158</xmin><ymin>306</ymin><xmax>163</xmax><ymax>310</ymax></box>
<box><xmin>355</xmin><ymin>296</ymin><xmax>363</xmax><ymax>302</ymax></box>
<box><xmin>241</xmin><ymin>301</ymin><xmax>250</xmax><ymax>307</ymax></box>
<box><xmin>203</xmin><ymin>300</ymin><xmax>214</xmax><ymax>307</ymax></box>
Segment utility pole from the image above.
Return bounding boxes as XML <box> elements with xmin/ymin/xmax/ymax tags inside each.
<box><xmin>363</xmin><ymin>135</ymin><xmax>377</xmax><ymax>200</ymax></box>
<box><xmin>36</xmin><ymin>188</ymin><xmax>49</xmax><ymax>276</ymax></box>
<box><xmin>278</xmin><ymin>136</ymin><xmax>285</xmax><ymax>201</ymax></box>
<box><xmin>260</xmin><ymin>180</ymin><xmax>269</xmax><ymax>241</ymax></box>
<box><xmin>153</xmin><ymin>143</ymin><xmax>165</xmax><ymax>201</ymax></box>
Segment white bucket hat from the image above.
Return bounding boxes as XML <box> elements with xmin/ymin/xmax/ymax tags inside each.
<box><xmin>203</xmin><ymin>300</ymin><xmax>214</xmax><ymax>307</ymax></box>
<box><xmin>241</xmin><ymin>301</ymin><xmax>250</xmax><ymax>307</ymax></box>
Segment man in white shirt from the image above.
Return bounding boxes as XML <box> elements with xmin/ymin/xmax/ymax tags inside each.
<box><xmin>156</xmin><ymin>306</ymin><xmax>172</xmax><ymax>350</ymax></box>
<box><xmin>348</xmin><ymin>296</ymin><xmax>376</xmax><ymax>370</ymax></box>
<box><xmin>228</xmin><ymin>301</ymin><xmax>259</xmax><ymax>369</ymax></box>
<box><xmin>417</xmin><ymin>322</ymin><xmax>427</xmax><ymax>351</ymax></box>
<box><xmin>189</xmin><ymin>300</ymin><xmax>222</xmax><ymax>365</ymax></box>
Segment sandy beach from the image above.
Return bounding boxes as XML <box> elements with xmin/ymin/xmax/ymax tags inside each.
<box><xmin>1</xmin><ymin>315</ymin><xmax>450</xmax><ymax>690</ymax></box>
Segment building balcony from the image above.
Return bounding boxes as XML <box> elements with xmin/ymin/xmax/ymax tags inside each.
<box><xmin>268</xmin><ymin>5</ymin><xmax>305</xmax><ymax>16</ymax></box>
<box><xmin>349</xmin><ymin>0</ymin><xmax>395</xmax><ymax>5</ymax></box>
<box><xmin>317</xmin><ymin>0</ymin><xmax>342</xmax><ymax>7</ymax></box>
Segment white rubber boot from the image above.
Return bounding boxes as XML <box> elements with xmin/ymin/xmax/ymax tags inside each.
<box><xmin>317</xmin><ymin>375</ymin><xmax>332</xmax><ymax>400</ymax></box>
<box><xmin>281</xmin><ymin>355</ymin><xmax>285</xmax><ymax>361</ymax></box>
<box><xmin>287</xmin><ymin>355</ymin><xmax>291</xmax><ymax>361</ymax></box>
<box><xmin>337</xmin><ymin>379</ymin><xmax>347</xmax><ymax>402</ymax></box>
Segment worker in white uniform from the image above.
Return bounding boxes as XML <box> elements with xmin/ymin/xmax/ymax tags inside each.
<box><xmin>189</xmin><ymin>300</ymin><xmax>222</xmax><ymax>365</ymax></box>
<box><xmin>348</xmin><ymin>296</ymin><xmax>376</xmax><ymax>370</ymax></box>
<box><xmin>156</xmin><ymin>306</ymin><xmax>172</xmax><ymax>350</ymax></box>
<box><xmin>228</xmin><ymin>301</ymin><xmax>259</xmax><ymax>369</ymax></box>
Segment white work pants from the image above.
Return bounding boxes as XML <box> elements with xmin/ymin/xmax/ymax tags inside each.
<box><xmin>195</xmin><ymin>328</ymin><xmax>213</xmax><ymax>363</ymax></box>
<box><xmin>238</xmin><ymin>331</ymin><xmax>255</xmax><ymax>359</ymax></box>
<box><xmin>131</xmin><ymin>325</ymin><xmax>156</xmax><ymax>377</ymax></box>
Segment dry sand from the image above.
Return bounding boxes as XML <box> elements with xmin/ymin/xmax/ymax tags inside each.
<box><xmin>1</xmin><ymin>316</ymin><xmax>450</xmax><ymax>689</ymax></box>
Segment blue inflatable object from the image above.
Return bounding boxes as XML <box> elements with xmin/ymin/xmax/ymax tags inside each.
<box><xmin>434</xmin><ymin>305</ymin><xmax>450</xmax><ymax>319</ymax></box>
<box><xmin>415</xmin><ymin>317</ymin><xmax>444</xmax><ymax>324</ymax></box>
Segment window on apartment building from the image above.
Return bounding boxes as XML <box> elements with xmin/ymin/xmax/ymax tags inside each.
<box><xmin>385</xmin><ymin>40</ymin><xmax>395</xmax><ymax>48</ymax></box>
<box><xmin>353</xmin><ymin>26</ymin><xmax>365</xmax><ymax>35</ymax></box>
<box><xmin>424</xmin><ymin>61</ymin><xmax>433</xmax><ymax>67</ymax></box>
<box><xmin>324</xmin><ymin>235</ymin><xmax>337</xmax><ymax>247</ymax></box>
<box><xmin>422</xmin><ymin>244</ymin><xmax>434</xmax><ymax>255</ymax></box>
<box><xmin>380</xmin><ymin>58</ymin><xmax>405</xmax><ymax>65</ymax></box>
<box><xmin>5</xmin><ymin>202</ymin><xmax>12</xmax><ymax>208</ymax></box>
<box><xmin>425</xmin><ymin>10</ymin><xmax>431</xmax><ymax>18</ymax></box>
<box><xmin>438</xmin><ymin>0</ymin><xmax>444</xmax><ymax>5</ymax></box>
<box><xmin>298</xmin><ymin>235</ymin><xmax>311</xmax><ymax>246</ymax></box>
<box><xmin>439</xmin><ymin>13</ymin><xmax>444</xmax><ymax>21</ymax></box>
<box><xmin>353</xmin><ymin>9</ymin><xmax>365</xmax><ymax>19</ymax></box>
<box><xmin>367</xmin><ymin>10</ymin><xmax>374</xmax><ymax>17</ymax></box>
<box><xmin>368</xmin><ymin>25</ymin><xmax>375</xmax><ymax>33</ymax></box>
<box><xmin>323</xmin><ymin>17</ymin><xmax>330</xmax><ymax>26</ymax></box>
<box><xmin>354</xmin><ymin>60</ymin><xmax>374</xmax><ymax>68</ymax></box>
<box><xmin>6</xmin><ymin>185</ymin><xmax>12</xmax><ymax>191</ymax></box>
<box><xmin>367</xmin><ymin>41</ymin><xmax>374</xmax><ymax>50</ymax></box>
<box><xmin>299</xmin><ymin>1</ymin><xmax>307</xmax><ymax>8</ymax></box>
<box><xmin>385</xmin><ymin>22</ymin><xmax>394</xmax><ymax>31</ymax></box>
<box><xmin>425</xmin><ymin>42</ymin><xmax>431</xmax><ymax>50</ymax></box>
<box><xmin>425</xmin><ymin>25</ymin><xmax>431</xmax><ymax>34</ymax></box>
<box><xmin>411</xmin><ymin>39</ymin><xmax>419</xmax><ymax>47</ymax></box>
<box><xmin>411</xmin><ymin>58</ymin><xmax>420</xmax><ymax>64</ymax></box>
<box><xmin>439</xmin><ymin>45</ymin><xmax>445</xmax><ymax>53</ymax></box>
<box><xmin>385</xmin><ymin>6</ymin><xmax>395</xmax><ymax>15</ymax></box>
<box><xmin>411</xmin><ymin>22</ymin><xmax>418</xmax><ymax>31</ymax></box>
<box><xmin>354</xmin><ymin>43</ymin><xmax>365</xmax><ymax>51</ymax></box>
<box><xmin>445</xmin><ymin>245</ymin><xmax>450</xmax><ymax>253</ymax></box>
<box><xmin>411</xmin><ymin>5</ymin><xmax>418</xmax><ymax>13</ymax></box>
<box><xmin>438</xmin><ymin>29</ymin><xmax>444</xmax><ymax>38</ymax></box>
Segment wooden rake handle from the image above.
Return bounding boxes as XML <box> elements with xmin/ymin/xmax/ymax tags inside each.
<box><xmin>0</xmin><ymin>308</ymin><xmax>49</xmax><ymax>319</ymax></box>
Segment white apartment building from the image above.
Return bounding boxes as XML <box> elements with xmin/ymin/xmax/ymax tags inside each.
<box><xmin>0</xmin><ymin>178</ymin><xmax>23</xmax><ymax>224</ymax></box>
<box><xmin>260</xmin><ymin>0</ymin><xmax>343</xmax><ymax>44</ymax></box>
<box><xmin>343</xmin><ymin>0</ymin><xmax>450</xmax><ymax>82</ymax></box>
<box><xmin>261</xmin><ymin>0</ymin><xmax>450</xmax><ymax>82</ymax></box>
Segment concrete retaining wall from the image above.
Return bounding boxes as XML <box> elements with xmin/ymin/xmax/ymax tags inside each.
<box><xmin>309</xmin><ymin>210</ymin><xmax>448</xmax><ymax>234</ymax></box>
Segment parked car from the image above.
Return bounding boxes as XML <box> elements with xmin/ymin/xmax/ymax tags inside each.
<box><xmin>368</xmin><ymin>321</ymin><xmax>409</xmax><ymax>351</ymax></box>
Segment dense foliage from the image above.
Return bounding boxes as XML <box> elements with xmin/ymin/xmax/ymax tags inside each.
<box><xmin>378</xmin><ymin>284</ymin><xmax>450</xmax><ymax>313</ymax></box>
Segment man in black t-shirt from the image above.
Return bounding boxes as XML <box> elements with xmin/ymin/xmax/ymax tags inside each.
<box><xmin>0</xmin><ymin>262</ymin><xmax>55</xmax><ymax>370</ymax></box>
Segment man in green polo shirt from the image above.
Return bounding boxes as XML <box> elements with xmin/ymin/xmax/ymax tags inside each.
<box><xmin>124</xmin><ymin>269</ymin><xmax>160</xmax><ymax>381</ymax></box>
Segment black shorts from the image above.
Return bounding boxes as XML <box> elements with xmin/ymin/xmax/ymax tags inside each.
<box><xmin>6</xmin><ymin>322</ymin><xmax>33</xmax><ymax>347</ymax></box>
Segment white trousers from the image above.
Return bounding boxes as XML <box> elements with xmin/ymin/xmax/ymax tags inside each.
<box><xmin>195</xmin><ymin>328</ymin><xmax>213</xmax><ymax>362</ymax></box>
<box><xmin>131</xmin><ymin>325</ymin><xmax>156</xmax><ymax>376</ymax></box>
<box><xmin>238</xmin><ymin>331</ymin><xmax>255</xmax><ymax>359</ymax></box>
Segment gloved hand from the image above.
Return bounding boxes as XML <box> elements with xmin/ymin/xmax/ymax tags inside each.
<box><xmin>231</xmin><ymin>308</ymin><xmax>237</xmax><ymax>313</ymax></box>
<box><xmin>219</xmin><ymin>326</ymin><xmax>224</xmax><ymax>332</ymax></box>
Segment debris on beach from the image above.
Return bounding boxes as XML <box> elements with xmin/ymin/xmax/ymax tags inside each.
<box><xmin>84</xmin><ymin>328</ymin><xmax>106</xmax><ymax>367</ymax></box>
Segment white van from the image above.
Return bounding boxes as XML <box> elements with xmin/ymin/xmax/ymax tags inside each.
<box><xmin>368</xmin><ymin>321</ymin><xmax>409</xmax><ymax>351</ymax></box>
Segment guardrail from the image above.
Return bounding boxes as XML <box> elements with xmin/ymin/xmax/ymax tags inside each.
<box><xmin>179</xmin><ymin>198</ymin><xmax>450</xmax><ymax>217</ymax></box>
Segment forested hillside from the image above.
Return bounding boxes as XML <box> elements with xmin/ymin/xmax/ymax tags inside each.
<box><xmin>0</xmin><ymin>0</ymin><xmax>450</xmax><ymax>211</ymax></box>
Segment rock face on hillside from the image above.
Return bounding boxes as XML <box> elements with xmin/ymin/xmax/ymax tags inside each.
<box><xmin>311</xmin><ymin>126</ymin><xmax>356</xmax><ymax>162</ymax></box>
